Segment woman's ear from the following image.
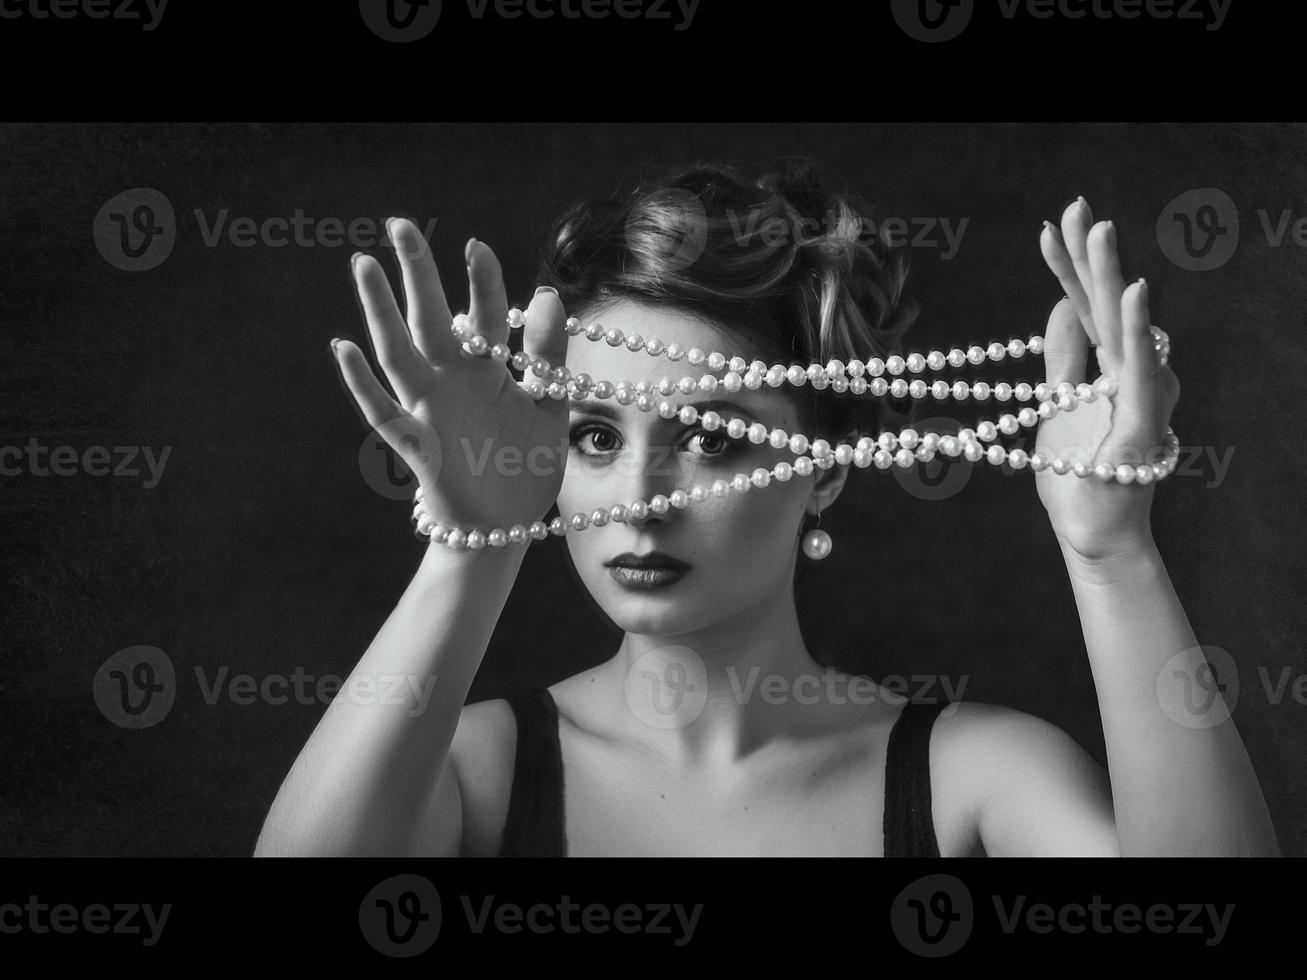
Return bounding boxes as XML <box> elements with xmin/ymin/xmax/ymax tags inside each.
<box><xmin>805</xmin><ymin>428</ymin><xmax>859</xmax><ymax>516</ymax></box>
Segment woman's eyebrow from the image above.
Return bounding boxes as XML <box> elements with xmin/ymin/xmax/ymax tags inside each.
<box><xmin>569</xmin><ymin>399</ymin><xmax>759</xmax><ymax>422</ymax></box>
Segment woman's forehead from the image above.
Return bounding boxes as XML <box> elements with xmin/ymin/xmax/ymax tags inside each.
<box><xmin>564</xmin><ymin>299</ymin><xmax>739</xmax><ymax>373</ymax></box>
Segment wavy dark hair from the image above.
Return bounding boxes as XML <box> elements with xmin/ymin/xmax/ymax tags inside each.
<box><xmin>536</xmin><ymin>159</ymin><xmax>919</xmax><ymax>446</ymax></box>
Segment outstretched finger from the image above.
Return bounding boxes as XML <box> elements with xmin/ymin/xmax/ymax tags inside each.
<box><xmin>1086</xmin><ymin>220</ymin><xmax>1126</xmax><ymax>374</ymax></box>
<box><xmin>332</xmin><ymin>337</ymin><xmax>405</xmax><ymax>429</ymax></box>
<box><xmin>466</xmin><ymin>238</ymin><xmax>510</xmax><ymax>350</ymax></box>
<box><xmin>1042</xmin><ymin>296</ymin><xmax>1089</xmax><ymax>389</ymax></box>
<box><xmin>522</xmin><ymin>285</ymin><xmax>568</xmax><ymax>397</ymax></box>
<box><xmin>388</xmin><ymin>217</ymin><xmax>459</xmax><ymax>364</ymax></box>
<box><xmin>1057</xmin><ymin>197</ymin><xmax>1104</xmax><ymax>346</ymax></box>
<box><xmin>353</xmin><ymin>253</ymin><xmax>433</xmax><ymax>408</ymax></box>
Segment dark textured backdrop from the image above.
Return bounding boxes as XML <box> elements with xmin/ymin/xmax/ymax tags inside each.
<box><xmin>2</xmin><ymin>122</ymin><xmax>1303</xmax><ymax>856</ymax></box>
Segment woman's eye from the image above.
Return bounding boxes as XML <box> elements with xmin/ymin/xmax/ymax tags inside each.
<box><xmin>684</xmin><ymin>427</ymin><xmax>731</xmax><ymax>457</ymax></box>
<box><xmin>570</xmin><ymin>425</ymin><xmax>620</xmax><ymax>455</ymax></box>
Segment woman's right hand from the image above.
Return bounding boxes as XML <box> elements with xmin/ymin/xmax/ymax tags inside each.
<box><xmin>332</xmin><ymin>218</ymin><xmax>571</xmax><ymax>537</ymax></box>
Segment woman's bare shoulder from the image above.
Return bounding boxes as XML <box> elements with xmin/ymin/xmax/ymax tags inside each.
<box><xmin>446</xmin><ymin>696</ymin><xmax>519</xmax><ymax>857</ymax></box>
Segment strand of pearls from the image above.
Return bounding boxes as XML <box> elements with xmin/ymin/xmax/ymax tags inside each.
<box><xmin>410</xmin><ymin>309</ymin><xmax>1181</xmax><ymax>549</ymax></box>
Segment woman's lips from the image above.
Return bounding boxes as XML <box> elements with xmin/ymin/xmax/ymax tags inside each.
<box><xmin>607</xmin><ymin>565</ymin><xmax>690</xmax><ymax>589</ymax></box>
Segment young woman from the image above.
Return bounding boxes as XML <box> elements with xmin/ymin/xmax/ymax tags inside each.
<box><xmin>255</xmin><ymin>163</ymin><xmax>1279</xmax><ymax>857</ymax></box>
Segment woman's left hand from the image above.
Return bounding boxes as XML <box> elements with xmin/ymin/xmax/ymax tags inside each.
<box><xmin>1033</xmin><ymin>197</ymin><xmax>1182</xmax><ymax>564</ymax></box>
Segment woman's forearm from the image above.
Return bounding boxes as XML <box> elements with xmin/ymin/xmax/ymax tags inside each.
<box><xmin>254</xmin><ymin>541</ymin><xmax>524</xmax><ymax>856</ymax></box>
<box><xmin>1061</xmin><ymin>538</ymin><xmax>1280</xmax><ymax>856</ymax></box>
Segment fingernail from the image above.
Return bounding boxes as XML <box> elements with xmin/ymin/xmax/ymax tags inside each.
<box><xmin>350</xmin><ymin>251</ymin><xmax>363</xmax><ymax>270</ymax></box>
<box><xmin>330</xmin><ymin>337</ymin><xmax>341</xmax><ymax>354</ymax></box>
<box><xmin>1137</xmin><ymin>277</ymin><xmax>1148</xmax><ymax>294</ymax></box>
<box><xmin>534</xmin><ymin>285</ymin><xmax>558</xmax><ymax>297</ymax></box>
<box><xmin>1105</xmin><ymin>220</ymin><xmax>1116</xmax><ymax>243</ymax></box>
<box><xmin>1042</xmin><ymin>220</ymin><xmax>1054</xmax><ymax>233</ymax></box>
<box><xmin>465</xmin><ymin>237</ymin><xmax>478</xmax><ymax>265</ymax></box>
<box><xmin>385</xmin><ymin>217</ymin><xmax>400</xmax><ymax>244</ymax></box>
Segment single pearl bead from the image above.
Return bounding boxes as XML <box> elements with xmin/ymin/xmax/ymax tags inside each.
<box><xmin>835</xmin><ymin>444</ymin><xmax>854</xmax><ymax>465</ymax></box>
<box><xmin>669</xmin><ymin>490</ymin><xmax>689</xmax><ymax>509</ymax></box>
<box><xmin>994</xmin><ymin>382</ymin><xmax>1013</xmax><ymax>401</ymax></box>
<box><xmin>649</xmin><ymin>495</ymin><xmax>670</xmax><ymax>514</ymax></box>
<box><xmin>1115</xmin><ymin>464</ymin><xmax>1136</xmax><ymax>484</ymax></box>
<box><xmin>827</xmin><ymin>358</ymin><xmax>847</xmax><ymax>378</ymax></box>
<box><xmin>726</xmin><ymin>417</ymin><xmax>747</xmax><ymax>440</ymax></box>
<box><xmin>914</xmin><ymin>446</ymin><xmax>936</xmax><ymax>463</ymax></box>
<box><xmin>614</xmin><ymin>385</ymin><xmax>636</xmax><ymax>406</ymax></box>
<box><xmin>744</xmin><ymin>372</ymin><xmax>763</xmax><ymax>390</ymax></box>
<box><xmin>509</xmin><ymin>525</ymin><xmax>528</xmax><ymax>544</ymax></box>
<box><xmin>750</xmin><ymin>360</ymin><xmax>768</xmax><ymax>375</ymax></box>
<box><xmin>906</xmin><ymin>353</ymin><xmax>925</xmax><ymax>374</ymax></box>
<box><xmin>909</xmin><ymin>380</ymin><xmax>927</xmax><ymax>400</ymax></box>
<box><xmin>488</xmin><ymin>529</ymin><xmax>508</xmax><ymax>548</ymax></box>
<box><xmin>590</xmin><ymin>508</ymin><xmax>609</xmax><ymax>526</ymax></box>
<box><xmin>491</xmin><ymin>343</ymin><xmax>512</xmax><ymax>363</ymax></box>
<box><xmin>511</xmin><ymin>350</ymin><xmax>532</xmax><ymax>372</ymax></box>
<box><xmin>689</xmin><ymin>485</ymin><xmax>709</xmax><ymax>503</ymax></box>
<box><xmin>774</xmin><ymin>461</ymin><xmax>794</xmax><ymax>481</ymax></box>
<box><xmin>987</xmin><ymin>342</ymin><xmax>1006</xmax><ymax>361</ymax></box>
<box><xmin>678</xmin><ymin>376</ymin><xmax>697</xmax><ymax>395</ymax></box>
<box><xmin>873</xmin><ymin>449</ymin><xmax>893</xmax><ymax>469</ymax></box>
<box><xmin>952</xmin><ymin>380</ymin><xmax>970</xmax><ymax>401</ymax></box>
<box><xmin>1029</xmin><ymin>453</ymin><xmax>1047</xmax><ymax>471</ymax></box>
<box><xmin>529</xmin><ymin>521</ymin><xmax>549</xmax><ymax>540</ymax></box>
<box><xmin>1033</xmin><ymin>382</ymin><xmax>1051</xmax><ymax>402</ymax></box>
<box><xmin>1027</xmin><ymin>335</ymin><xmax>1044</xmax><ymax>355</ymax></box>
<box><xmin>947</xmin><ymin>349</ymin><xmax>966</xmax><ymax>368</ymax></box>
<box><xmin>546</xmin><ymin>382</ymin><xmax>567</xmax><ymax>400</ymax></box>
<box><xmin>629</xmin><ymin>501</ymin><xmax>649</xmax><ymax>519</ymax></box>
<box><xmin>731</xmin><ymin>473</ymin><xmax>751</xmax><ymax>493</ymax></box>
<box><xmin>584</xmin><ymin>321</ymin><xmax>605</xmax><ymax>341</ymax></box>
<box><xmin>645</xmin><ymin>337</ymin><xmax>665</xmax><ymax>356</ymax></box>
<box><xmin>870</xmin><ymin>378</ymin><xmax>889</xmax><ymax>397</ymax></box>
<box><xmin>976</xmin><ymin>421</ymin><xmax>997</xmax><ymax>442</ymax></box>
<box><xmin>932</xmin><ymin>380</ymin><xmax>951</xmax><ymax>400</ymax></box>
<box><xmin>998</xmin><ymin>414</ymin><xmax>1018</xmax><ymax>436</ymax></box>
<box><xmin>707</xmin><ymin>352</ymin><xmax>726</xmax><ymax>371</ymax></box>
<box><xmin>636</xmin><ymin>394</ymin><xmax>656</xmax><ymax>413</ymax></box>
<box><xmin>446</xmin><ymin>529</ymin><xmax>468</xmax><ymax>550</ymax></box>
<box><xmin>723</xmin><ymin>372</ymin><xmax>743</xmax><ymax>393</ymax></box>
<box><xmin>793</xmin><ymin>456</ymin><xmax>814</xmax><ymax>476</ymax></box>
<box><xmin>788</xmin><ymin>433</ymin><xmax>809</xmax><ymax>455</ymax></box>
<box><xmin>466</xmin><ymin>530</ymin><xmax>487</xmax><ymax>549</ymax></box>
<box><xmin>811</xmin><ymin>439</ymin><xmax>832</xmax><ymax>459</ymax></box>
<box><xmin>766</xmin><ymin>365</ymin><xmax>787</xmax><ymax>387</ymax></box>
<box><xmin>748</xmin><ymin>423</ymin><xmax>768</xmax><ymax>444</ymax></box>
<box><xmin>1072</xmin><ymin>461</ymin><xmax>1091</xmax><ymax>479</ymax></box>
<box><xmin>1037</xmin><ymin>401</ymin><xmax>1058</xmax><ymax>420</ymax></box>
<box><xmin>769</xmin><ymin>428</ymin><xmax>789</xmax><ymax>449</ymax></box>
<box><xmin>1093</xmin><ymin>462</ymin><xmax>1115</xmax><ymax>481</ymax></box>
<box><xmin>549</xmin><ymin>518</ymin><xmax>567</xmax><ymax>536</ymax></box>
<box><xmin>710</xmin><ymin>479</ymin><xmax>730</xmax><ymax>497</ymax></box>
<box><xmin>1007</xmin><ymin>338</ymin><xmax>1027</xmax><ymax>359</ymax></box>
<box><xmin>886</xmin><ymin>355</ymin><xmax>906</xmax><ymax>376</ymax></box>
<box><xmin>594</xmin><ymin>381</ymin><xmax>614</xmax><ymax>399</ymax></box>
<box><xmin>564</xmin><ymin>316</ymin><xmax>582</xmax><ymax>335</ymax></box>
<box><xmin>728</xmin><ymin>356</ymin><xmax>747</xmax><ymax>374</ymax></box>
<box><xmin>626</xmin><ymin>334</ymin><xmax>645</xmax><ymax>352</ymax></box>
<box><xmin>678</xmin><ymin>405</ymin><xmax>699</xmax><ymax>425</ymax></box>
<box><xmin>939</xmin><ymin>435</ymin><xmax>959</xmax><ymax>457</ymax></box>
<box><xmin>416</xmin><ymin>514</ymin><xmax>437</xmax><ymax>535</ymax></box>
<box><xmin>963</xmin><ymin>441</ymin><xmax>984</xmax><ymax>462</ymax></box>
<box><xmin>1135</xmin><ymin>465</ymin><xmax>1155</xmax><ymax>485</ymax></box>
<box><xmin>1018</xmin><ymin>408</ymin><xmax>1039</xmax><ymax>428</ymax></box>
<box><xmin>967</xmin><ymin>346</ymin><xmax>986</xmax><ymax>365</ymax></box>
<box><xmin>609</xmin><ymin>504</ymin><xmax>628</xmax><ymax>522</ymax></box>
<box><xmin>1014</xmin><ymin>383</ymin><xmax>1033</xmax><ymax>401</ymax></box>
<box><xmin>890</xmin><ymin>379</ymin><xmax>908</xmax><ymax>399</ymax></box>
<box><xmin>898</xmin><ymin>428</ymin><xmax>920</xmax><ymax>450</ymax></box>
<box><xmin>867</xmin><ymin>357</ymin><xmax>886</xmax><ymax>377</ymax></box>
<box><xmin>986</xmin><ymin>445</ymin><xmax>1006</xmax><ymax>466</ymax></box>
<box><xmin>877</xmin><ymin>431</ymin><xmax>898</xmax><ymax>452</ymax></box>
<box><xmin>894</xmin><ymin>448</ymin><xmax>914</xmax><ymax>468</ymax></box>
<box><xmin>972</xmin><ymin>381</ymin><xmax>991</xmax><ymax>401</ymax></box>
<box><xmin>666</xmin><ymin>343</ymin><xmax>685</xmax><ymax>361</ymax></box>
<box><xmin>751</xmin><ymin>468</ymin><xmax>771</xmax><ymax>488</ymax></box>
<box><xmin>1050</xmin><ymin>456</ymin><xmax>1069</xmax><ymax>475</ymax></box>
<box><xmin>802</xmin><ymin>529</ymin><xmax>832</xmax><ymax>560</ymax></box>
<box><xmin>1076</xmin><ymin>382</ymin><xmax>1096</xmax><ymax>402</ymax></box>
<box><xmin>701</xmin><ymin>411</ymin><xmax>721</xmax><ymax>431</ymax></box>
<box><xmin>466</xmin><ymin>335</ymin><xmax>489</xmax><ymax>356</ymax></box>
<box><xmin>853</xmin><ymin>448</ymin><xmax>872</xmax><ymax>468</ymax></box>
<box><xmin>926</xmin><ymin>350</ymin><xmax>946</xmax><ymax>371</ymax></box>
<box><xmin>687</xmin><ymin>348</ymin><xmax>705</xmax><ymax>366</ymax></box>
<box><xmin>658</xmin><ymin>400</ymin><xmax>677</xmax><ymax>420</ymax></box>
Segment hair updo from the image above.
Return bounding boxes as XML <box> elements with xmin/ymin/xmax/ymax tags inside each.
<box><xmin>536</xmin><ymin>159</ymin><xmax>919</xmax><ymax>446</ymax></box>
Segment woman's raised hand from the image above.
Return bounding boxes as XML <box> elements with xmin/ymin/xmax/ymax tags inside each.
<box><xmin>332</xmin><ymin>218</ymin><xmax>571</xmax><ymax>536</ymax></box>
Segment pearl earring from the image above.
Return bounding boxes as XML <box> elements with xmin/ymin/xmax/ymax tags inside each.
<box><xmin>802</xmin><ymin>511</ymin><xmax>832</xmax><ymax>561</ymax></box>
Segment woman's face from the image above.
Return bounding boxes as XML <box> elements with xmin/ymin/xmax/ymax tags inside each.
<box><xmin>556</xmin><ymin>299</ymin><xmax>847</xmax><ymax>636</ymax></box>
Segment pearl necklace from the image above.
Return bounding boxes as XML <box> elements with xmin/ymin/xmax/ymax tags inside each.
<box><xmin>410</xmin><ymin>309</ymin><xmax>1179</xmax><ymax>550</ymax></box>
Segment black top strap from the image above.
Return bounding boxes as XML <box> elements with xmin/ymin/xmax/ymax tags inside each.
<box><xmin>882</xmin><ymin>700</ymin><xmax>950</xmax><ymax>858</ymax></box>
<box><xmin>499</xmin><ymin>688</ymin><xmax>567</xmax><ymax>857</ymax></box>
